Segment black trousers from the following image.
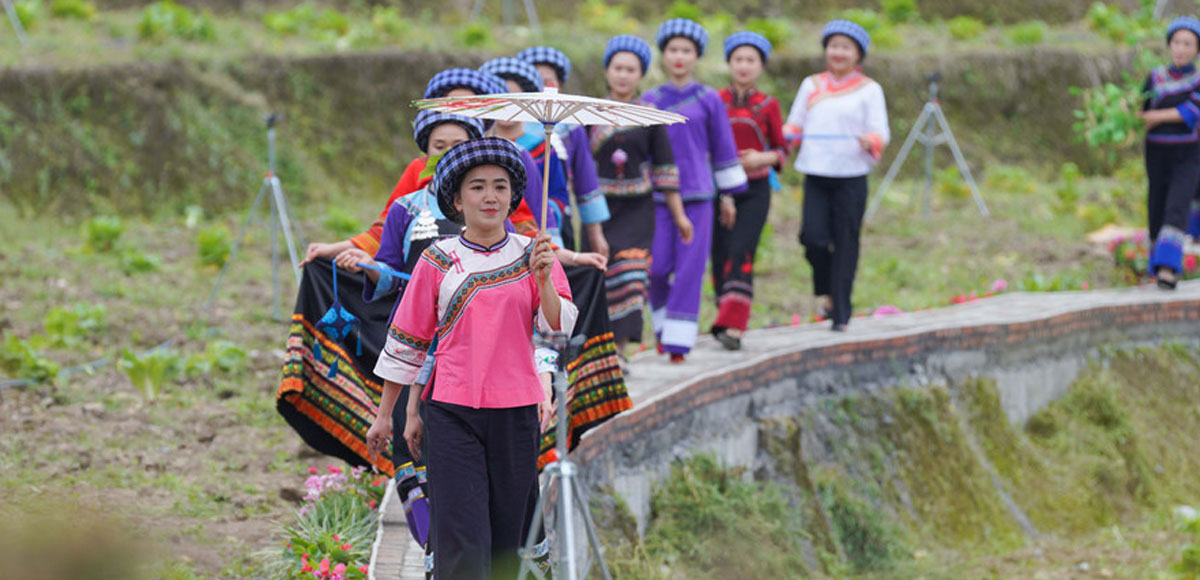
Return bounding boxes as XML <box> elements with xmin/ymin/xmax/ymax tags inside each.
<box><xmin>800</xmin><ymin>174</ymin><xmax>868</xmax><ymax>326</ymax></box>
<box><xmin>426</xmin><ymin>401</ymin><xmax>540</xmax><ymax>580</ymax></box>
<box><xmin>711</xmin><ymin>177</ymin><xmax>772</xmax><ymax>331</ymax></box>
<box><xmin>1145</xmin><ymin>142</ymin><xmax>1200</xmax><ymax>241</ymax></box>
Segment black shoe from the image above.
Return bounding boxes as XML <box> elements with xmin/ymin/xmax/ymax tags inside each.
<box><xmin>831</xmin><ymin>323</ymin><xmax>847</xmax><ymax>332</ymax></box>
<box><xmin>712</xmin><ymin>328</ymin><xmax>742</xmax><ymax>351</ymax></box>
<box><xmin>1157</xmin><ymin>267</ymin><xmax>1178</xmax><ymax>290</ymax></box>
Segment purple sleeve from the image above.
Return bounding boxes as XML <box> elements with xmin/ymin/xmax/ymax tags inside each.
<box><xmin>705</xmin><ymin>89</ymin><xmax>749</xmax><ymax>195</ymax></box>
<box><xmin>568</xmin><ymin>126</ymin><xmax>608</xmax><ymax>224</ymax></box>
<box><xmin>364</xmin><ymin>202</ymin><xmax>413</xmax><ymax>302</ymax></box>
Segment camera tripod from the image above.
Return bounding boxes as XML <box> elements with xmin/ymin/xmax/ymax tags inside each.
<box><xmin>3</xmin><ymin>0</ymin><xmax>27</xmax><ymax>45</ymax></box>
<box><xmin>865</xmin><ymin>72</ymin><xmax>989</xmax><ymax>220</ymax></box>
<box><xmin>202</xmin><ymin>113</ymin><xmax>305</xmax><ymax>321</ymax></box>
<box><xmin>518</xmin><ymin>333</ymin><xmax>612</xmax><ymax>580</ymax></box>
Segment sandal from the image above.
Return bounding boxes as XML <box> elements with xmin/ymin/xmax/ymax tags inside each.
<box><xmin>712</xmin><ymin>328</ymin><xmax>742</xmax><ymax>351</ymax></box>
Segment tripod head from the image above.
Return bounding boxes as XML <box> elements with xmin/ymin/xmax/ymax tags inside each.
<box><xmin>264</xmin><ymin>112</ymin><xmax>282</xmax><ymax>129</ymax></box>
<box><xmin>925</xmin><ymin>71</ymin><xmax>942</xmax><ymax>103</ymax></box>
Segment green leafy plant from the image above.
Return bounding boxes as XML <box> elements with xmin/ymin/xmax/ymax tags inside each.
<box><xmin>196</xmin><ymin>225</ymin><xmax>232</xmax><ymax>268</ymax></box>
<box><xmin>49</xmin><ymin>0</ymin><xmax>95</xmax><ymax>20</ymax></box>
<box><xmin>1087</xmin><ymin>1</ymin><xmax>1158</xmax><ymax>46</ymax></box>
<box><xmin>746</xmin><ymin>17</ymin><xmax>787</xmax><ymax>49</ymax></box>
<box><xmin>1173</xmin><ymin>508</ymin><xmax>1200</xmax><ymax>579</ymax></box>
<box><xmin>138</xmin><ymin>0</ymin><xmax>216</xmax><ymax>43</ymax></box>
<box><xmin>44</xmin><ymin>303</ymin><xmax>107</xmax><ymax>347</ymax></box>
<box><xmin>207</xmin><ymin>340</ymin><xmax>247</xmax><ymax>374</ymax></box>
<box><xmin>947</xmin><ymin>16</ymin><xmax>985</xmax><ymax>41</ymax></box>
<box><xmin>84</xmin><ymin>215</ymin><xmax>124</xmax><ymax>252</ymax></box>
<box><xmin>324</xmin><ymin>207</ymin><xmax>360</xmax><ymax>240</ymax></box>
<box><xmin>664</xmin><ymin>0</ymin><xmax>703</xmax><ymax>21</ymax></box>
<box><xmin>837</xmin><ymin>8</ymin><xmax>885</xmax><ymax>34</ymax></box>
<box><xmin>119</xmin><ymin>248</ymin><xmax>162</xmax><ymax>275</ymax></box>
<box><xmin>0</xmin><ymin>335</ymin><xmax>60</xmax><ymax>383</ymax></box>
<box><xmin>13</xmin><ymin>0</ymin><xmax>40</xmax><ymax>29</ymax></box>
<box><xmin>119</xmin><ymin>347</ymin><xmax>183</xmax><ymax>400</ymax></box>
<box><xmin>369</xmin><ymin>6</ymin><xmax>407</xmax><ymax>39</ymax></box>
<box><xmin>1006</xmin><ymin>20</ymin><xmax>1047</xmax><ymax>46</ymax></box>
<box><xmin>1053</xmin><ymin>162</ymin><xmax>1083</xmax><ymax>211</ymax></box>
<box><xmin>881</xmin><ymin>0</ymin><xmax>919</xmax><ymax>23</ymax></box>
<box><xmin>1071</xmin><ymin>82</ymin><xmax>1145</xmax><ymax>149</ymax></box>
<box><xmin>455</xmin><ymin>21</ymin><xmax>492</xmax><ymax>49</ymax></box>
<box><xmin>934</xmin><ymin>166</ymin><xmax>971</xmax><ymax>199</ymax></box>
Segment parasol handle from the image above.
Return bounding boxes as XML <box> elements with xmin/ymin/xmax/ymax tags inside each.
<box><xmin>540</xmin><ymin>123</ymin><xmax>552</xmax><ymax>235</ymax></box>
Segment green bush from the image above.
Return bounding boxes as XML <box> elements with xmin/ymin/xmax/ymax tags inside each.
<box><xmin>324</xmin><ymin>206</ymin><xmax>360</xmax><ymax>240</ymax></box>
<box><xmin>881</xmin><ymin>0</ymin><xmax>919</xmax><ymax>23</ymax></box>
<box><xmin>119</xmin><ymin>248</ymin><xmax>162</xmax><ymax>275</ymax></box>
<box><xmin>44</xmin><ymin>303</ymin><xmax>107</xmax><ymax>347</ymax></box>
<box><xmin>455</xmin><ymin>21</ymin><xmax>492</xmax><ymax>49</ymax></box>
<box><xmin>947</xmin><ymin>16</ymin><xmax>985</xmax><ymax>41</ymax></box>
<box><xmin>1</xmin><ymin>335</ymin><xmax>60</xmax><ymax>383</ymax></box>
<box><xmin>369</xmin><ymin>6</ymin><xmax>407</xmax><ymax>39</ymax></box>
<box><xmin>1086</xmin><ymin>1</ymin><xmax>1156</xmax><ymax>45</ymax></box>
<box><xmin>195</xmin><ymin>225</ymin><xmax>232</xmax><ymax>268</ymax></box>
<box><xmin>138</xmin><ymin>0</ymin><xmax>216</xmax><ymax>43</ymax></box>
<box><xmin>1006</xmin><ymin>20</ymin><xmax>1047</xmax><ymax>46</ymax></box>
<box><xmin>84</xmin><ymin>215</ymin><xmax>124</xmax><ymax>252</ymax></box>
<box><xmin>745</xmin><ymin>17</ymin><xmax>787</xmax><ymax>49</ymax></box>
<box><xmin>119</xmin><ymin>347</ymin><xmax>182</xmax><ymax>400</ymax></box>
<box><xmin>13</xmin><ymin>0</ymin><xmax>40</xmax><ymax>30</ymax></box>
<box><xmin>664</xmin><ymin>0</ymin><xmax>703</xmax><ymax>22</ymax></box>
<box><xmin>1054</xmin><ymin>162</ymin><xmax>1083</xmax><ymax>211</ymax></box>
<box><xmin>49</xmin><ymin>0</ymin><xmax>95</xmax><ymax>20</ymax></box>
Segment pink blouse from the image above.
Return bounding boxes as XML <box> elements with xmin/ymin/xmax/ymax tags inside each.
<box><xmin>374</xmin><ymin>233</ymin><xmax>577</xmax><ymax>409</ymax></box>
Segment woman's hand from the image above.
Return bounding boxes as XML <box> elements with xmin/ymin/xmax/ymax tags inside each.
<box><xmin>738</xmin><ymin>149</ymin><xmax>777</xmax><ymax>172</ymax></box>
<box><xmin>1139</xmin><ymin>110</ymin><xmax>1165</xmax><ymax>130</ymax></box>
<box><xmin>675</xmin><ymin>216</ymin><xmax>695</xmax><ymax>244</ymax></box>
<box><xmin>718</xmin><ymin>196</ymin><xmax>737</xmax><ymax>230</ymax></box>
<box><xmin>585</xmin><ymin>224</ymin><xmax>610</xmax><ymax>260</ymax></box>
<box><xmin>573</xmin><ymin>251</ymin><xmax>608</xmax><ymax>271</ymax></box>
<box><xmin>301</xmin><ymin>242</ymin><xmax>340</xmax><ymax>266</ymax></box>
<box><xmin>335</xmin><ymin>248</ymin><xmax>374</xmax><ymax>274</ymax></box>
<box><xmin>531</xmin><ymin>233</ymin><xmax>557</xmax><ymax>287</ymax></box>
<box><xmin>365</xmin><ymin>414</ymin><xmax>392</xmax><ymax>460</ymax></box>
<box><xmin>403</xmin><ymin>408</ymin><xmax>424</xmax><ymax>462</ymax></box>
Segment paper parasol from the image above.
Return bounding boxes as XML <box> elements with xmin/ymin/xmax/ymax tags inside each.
<box><xmin>413</xmin><ymin>87</ymin><xmax>687</xmax><ymax>232</ymax></box>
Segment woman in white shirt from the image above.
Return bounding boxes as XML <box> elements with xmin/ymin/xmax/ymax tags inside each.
<box><xmin>785</xmin><ymin>20</ymin><xmax>889</xmax><ymax>331</ymax></box>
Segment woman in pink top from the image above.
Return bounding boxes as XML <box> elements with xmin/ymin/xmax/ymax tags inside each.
<box><xmin>366</xmin><ymin>137</ymin><xmax>577</xmax><ymax>579</ymax></box>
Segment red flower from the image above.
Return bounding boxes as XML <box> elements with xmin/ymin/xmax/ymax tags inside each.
<box><xmin>1081</xmin><ymin>281</ymin><xmax>1090</xmax><ymax>290</ymax></box>
<box><xmin>1125</xmin><ymin>249</ymin><xmax>1137</xmax><ymax>261</ymax></box>
<box><xmin>308</xmin><ymin>466</ymin><xmax>319</xmax><ymax>475</ymax></box>
<box><xmin>359</xmin><ymin>565</ymin><xmax>369</xmax><ymax>574</ymax></box>
<box><xmin>332</xmin><ymin>534</ymin><xmax>340</xmax><ymax>542</ymax></box>
<box><xmin>341</xmin><ymin>543</ymin><xmax>352</xmax><ymax>551</ymax></box>
<box><xmin>319</xmin><ymin>558</ymin><xmax>331</xmax><ymax>574</ymax></box>
<box><xmin>327</xmin><ymin>465</ymin><xmax>342</xmax><ymax>474</ymax></box>
<box><xmin>372</xmin><ymin>477</ymin><xmax>386</xmax><ymax>487</ymax></box>
<box><xmin>301</xmin><ymin>554</ymin><xmax>313</xmax><ymax>573</ymax></box>
<box><xmin>1185</xmin><ymin>254</ymin><xmax>1198</xmax><ymax>273</ymax></box>
<box><xmin>367</xmin><ymin>500</ymin><xmax>378</xmax><ymax>510</ymax></box>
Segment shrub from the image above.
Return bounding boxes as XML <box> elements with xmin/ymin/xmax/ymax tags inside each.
<box><xmin>1006</xmin><ymin>20</ymin><xmax>1046</xmax><ymax>46</ymax></box>
<box><xmin>837</xmin><ymin>8</ymin><xmax>885</xmax><ymax>34</ymax></box>
<box><xmin>455</xmin><ymin>21</ymin><xmax>492</xmax><ymax>49</ymax></box>
<box><xmin>13</xmin><ymin>0</ymin><xmax>40</xmax><ymax>30</ymax></box>
<box><xmin>195</xmin><ymin>225</ymin><xmax>232</xmax><ymax>268</ymax></box>
<box><xmin>664</xmin><ymin>0</ymin><xmax>703</xmax><ymax>22</ymax></box>
<box><xmin>746</xmin><ymin>17</ymin><xmax>787</xmax><ymax>49</ymax></box>
<box><xmin>881</xmin><ymin>0</ymin><xmax>919</xmax><ymax>23</ymax></box>
<box><xmin>947</xmin><ymin>16</ymin><xmax>985</xmax><ymax>41</ymax></box>
<box><xmin>138</xmin><ymin>0</ymin><xmax>216</xmax><ymax>42</ymax></box>
<box><xmin>84</xmin><ymin>215</ymin><xmax>124</xmax><ymax>252</ymax></box>
<box><xmin>369</xmin><ymin>6</ymin><xmax>407</xmax><ymax>39</ymax></box>
<box><xmin>49</xmin><ymin>0</ymin><xmax>95</xmax><ymax>20</ymax></box>
<box><xmin>324</xmin><ymin>206</ymin><xmax>360</xmax><ymax>240</ymax></box>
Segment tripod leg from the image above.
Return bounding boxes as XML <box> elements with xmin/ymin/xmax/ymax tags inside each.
<box><xmin>270</xmin><ymin>177</ymin><xmax>304</xmax><ymax>283</ymax></box>
<box><xmin>571</xmin><ymin>478</ymin><xmax>613</xmax><ymax>580</ymax></box>
<box><xmin>521</xmin><ymin>0</ymin><xmax>540</xmax><ymax>33</ymax></box>
<box><xmin>866</xmin><ymin>104</ymin><xmax>933</xmax><ymax>220</ymax></box>
<box><xmin>923</xmin><ymin>116</ymin><xmax>936</xmax><ymax>219</ymax></box>
<box><xmin>518</xmin><ymin>473</ymin><xmax>555</xmax><ymax>580</ymax></box>
<box><xmin>933</xmin><ymin>106</ymin><xmax>990</xmax><ymax>218</ymax></box>
<box><xmin>270</xmin><ymin>191</ymin><xmax>281</xmax><ymax>321</ymax></box>
<box><xmin>201</xmin><ymin>180</ymin><xmax>269</xmax><ymax>318</ymax></box>
<box><xmin>2</xmin><ymin>0</ymin><xmax>28</xmax><ymax>46</ymax></box>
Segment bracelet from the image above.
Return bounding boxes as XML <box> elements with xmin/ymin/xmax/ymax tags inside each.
<box><xmin>572</xmin><ymin>251</ymin><xmax>579</xmax><ymax>264</ymax></box>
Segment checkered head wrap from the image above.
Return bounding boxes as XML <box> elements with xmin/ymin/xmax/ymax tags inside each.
<box><xmin>431</xmin><ymin>137</ymin><xmax>527</xmax><ymax>224</ymax></box>
<box><xmin>656</xmin><ymin>18</ymin><xmax>708</xmax><ymax>56</ymax></box>
<box><xmin>517</xmin><ymin>46</ymin><xmax>571</xmax><ymax>85</ymax></box>
<box><xmin>604</xmin><ymin>35</ymin><xmax>652</xmax><ymax>75</ymax></box>
<box><xmin>1168</xmin><ymin>16</ymin><xmax>1200</xmax><ymax>45</ymax></box>
<box><xmin>424</xmin><ymin>68</ymin><xmax>508</xmax><ymax>99</ymax></box>
<box><xmin>724</xmin><ymin>31</ymin><xmax>773</xmax><ymax>64</ymax></box>
<box><xmin>822</xmin><ymin>20</ymin><xmax>871</xmax><ymax>57</ymax></box>
<box><xmin>412</xmin><ymin>110</ymin><xmax>484</xmax><ymax>153</ymax></box>
<box><xmin>479</xmin><ymin>57</ymin><xmax>544</xmax><ymax>93</ymax></box>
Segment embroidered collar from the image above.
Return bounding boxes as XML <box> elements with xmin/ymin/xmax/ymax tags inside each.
<box><xmin>728</xmin><ymin>86</ymin><xmax>759</xmax><ymax>108</ymax></box>
<box><xmin>661</xmin><ymin>81</ymin><xmax>701</xmax><ymax>96</ymax></box>
<box><xmin>1169</xmin><ymin>62</ymin><xmax>1198</xmax><ymax>78</ymax></box>
<box><xmin>821</xmin><ymin>68</ymin><xmax>864</xmax><ymax>87</ymax></box>
<box><xmin>459</xmin><ymin>232</ymin><xmax>510</xmax><ymax>253</ymax></box>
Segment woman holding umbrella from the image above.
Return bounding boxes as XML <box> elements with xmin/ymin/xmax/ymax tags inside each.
<box><xmin>367</xmin><ymin>137</ymin><xmax>577</xmax><ymax>579</ymax></box>
<box><xmin>643</xmin><ymin>18</ymin><xmax>749</xmax><ymax>364</ymax></box>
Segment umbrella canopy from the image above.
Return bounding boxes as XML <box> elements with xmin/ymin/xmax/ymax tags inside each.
<box><xmin>414</xmin><ymin>87</ymin><xmax>688</xmax><ymax>233</ymax></box>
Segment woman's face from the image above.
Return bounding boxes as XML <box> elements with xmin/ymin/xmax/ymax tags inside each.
<box><xmin>426</xmin><ymin>123</ymin><xmax>470</xmax><ymax>157</ymax></box>
<box><xmin>534</xmin><ymin>64</ymin><xmax>560</xmax><ymax>89</ymax></box>
<box><xmin>662</xmin><ymin>37</ymin><xmax>698</xmax><ymax>77</ymax></box>
<box><xmin>606</xmin><ymin>52</ymin><xmax>643</xmax><ymax>97</ymax></box>
<box><xmin>728</xmin><ymin>45</ymin><xmax>763</xmax><ymax>86</ymax></box>
<box><xmin>1170</xmin><ymin>30</ymin><xmax>1200</xmax><ymax>68</ymax></box>
<box><xmin>455</xmin><ymin>165</ymin><xmax>513</xmax><ymax>230</ymax></box>
<box><xmin>824</xmin><ymin>34</ymin><xmax>861</xmax><ymax>73</ymax></box>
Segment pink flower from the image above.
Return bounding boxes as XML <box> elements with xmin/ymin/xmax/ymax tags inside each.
<box><xmin>790</xmin><ymin>314</ymin><xmax>802</xmax><ymax>326</ymax></box>
<box><xmin>991</xmin><ymin>279</ymin><xmax>1008</xmax><ymax>293</ymax></box>
<box><xmin>1081</xmin><ymin>281</ymin><xmax>1090</xmax><ymax>290</ymax></box>
<box><xmin>333</xmin><ymin>563</ymin><xmax>347</xmax><ymax>576</ymax></box>
<box><xmin>872</xmin><ymin>305</ymin><xmax>902</xmax><ymax>318</ymax></box>
<box><xmin>308</xmin><ymin>466</ymin><xmax>319</xmax><ymax>475</ymax></box>
<box><xmin>327</xmin><ymin>465</ymin><xmax>342</xmax><ymax>474</ymax></box>
<box><xmin>359</xmin><ymin>565</ymin><xmax>369</xmax><ymax>574</ymax></box>
<box><xmin>301</xmin><ymin>554</ymin><xmax>313</xmax><ymax>573</ymax></box>
<box><xmin>332</xmin><ymin>534</ymin><xmax>340</xmax><ymax>542</ymax></box>
<box><xmin>319</xmin><ymin>558</ymin><xmax>331</xmax><ymax>574</ymax></box>
<box><xmin>341</xmin><ymin>543</ymin><xmax>352</xmax><ymax>551</ymax></box>
<box><xmin>1185</xmin><ymin>254</ymin><xmax>1198</xmax><ymax>273</ymax></box>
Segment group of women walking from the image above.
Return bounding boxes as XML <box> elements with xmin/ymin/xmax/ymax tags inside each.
<box><xmin>275</xmin><ymin>16</ymin><xmax>891</xmax><ymax>579</ymax></box>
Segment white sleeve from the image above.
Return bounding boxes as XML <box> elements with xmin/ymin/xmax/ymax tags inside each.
<box><xmin>865</xmin><ymin>82</ymin><xmax>890</xmax><ymax>146</ymax></box>
<box><xmin>785</xmin><ymin>77</ymin><xmax>814</xmax><ymax>129</ymax></box>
